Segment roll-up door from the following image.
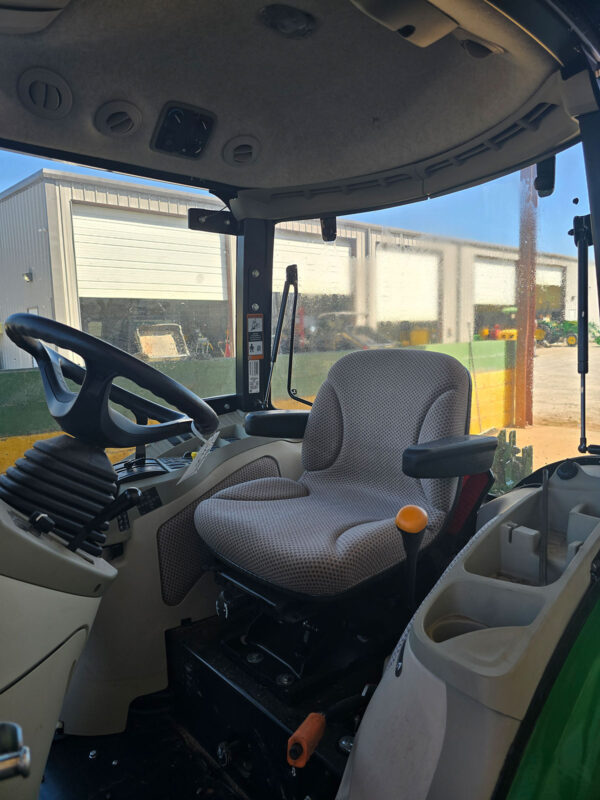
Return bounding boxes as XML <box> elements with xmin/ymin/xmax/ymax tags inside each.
<box><xmin>474</xmin><ymin>259</ymin><xmax>516</xmax><ymax>306</ymax></box>
<box><xmin>72</xmin><ymin>204</ymin><xmax>227</xmax><ymax>300</ymax></box>
<box><xmin>274</xmin><ymin>235</ymin><xmax>353</xmax><ymax>295</ymax></box>
<box><xmin>536</xmin><ymin>264</ymin><xmax>564</xmax><ymax>315</ymax></box>
<box><xmin>536</xmin><ymin>265</ymin><xmax>563</xmax><ymax>287</ymax></box>
<box><xmin>375</xmin><ymin>248</ymin><xmax>439</xmax><ymax>322</ymax></box>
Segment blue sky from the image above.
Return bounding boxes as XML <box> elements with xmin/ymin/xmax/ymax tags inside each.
<box><xmin>0</xmin><ymin>143</ymin><xmax>588</xmax><ymax>257</ymax></box>
<box><xmin>348</xmin><ymin>144</ymin><xmax>589</xmax><ymax>257</ymax></box>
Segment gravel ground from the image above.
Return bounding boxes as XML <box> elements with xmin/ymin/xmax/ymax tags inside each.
<box><xmin>533</xmin><ymin>343</ymin><xmax>600</xmax><ymax>428</ymax></box>
<box><xmin>506</xmin><ymin>344</ymin><xmax>600</xmax><ymax>469</ymax></box>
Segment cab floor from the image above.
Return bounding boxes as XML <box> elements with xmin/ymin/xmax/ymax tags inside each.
<box><xmin>40</xmin><ymin>701</ymin><xmax>240</xmax><ymax>800</ymax></box>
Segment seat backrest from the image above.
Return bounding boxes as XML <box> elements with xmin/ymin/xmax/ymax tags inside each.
<box><xmin>300</xmin><ymin>349</ymin><xmax>471</xmax><ymax>514</ymax></box>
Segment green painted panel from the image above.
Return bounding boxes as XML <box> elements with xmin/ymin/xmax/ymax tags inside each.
<box><xmin>507</xmin><ymin>597</ymin><xmax>600</xmax><ymax>800</ymax></box>
<box><xmin>0</xmin><ymin>359</ymin><xmax>236</xmax><ymax>439</ymax></box>
<box><xmin>0</xmin><ymin>341</ymin><xmax>514</xmax><ymax>438</ymax></box>
<box><xmin>422</xmin><ymin>340</ymin><xmax>516</xmax><ymax>372</ymax></box>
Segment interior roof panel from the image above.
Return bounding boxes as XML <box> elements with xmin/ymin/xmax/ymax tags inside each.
<box><xmin>0</xmin><ymin>0</ymin><xmax>597</xmax><ymax>219</ymax></box>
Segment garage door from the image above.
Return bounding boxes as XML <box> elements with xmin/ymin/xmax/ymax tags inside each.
<box><xmin>274</xmin><ymin>235</ymin><xmax>353</xmax><ymax>295</ymax></box>
<box><xmin>375</xmin><ymin>248</ymin><xmax>439</xmax><ymax>322</ymax></box>
<box><xmin>72</xmin><ymin>204</ymin><xmax>228</xmax><ymax>300</ymax></box>
<box><xmin>536</xmin><ymin>265</ymin><xmax>563</xmax><ymax>286</ymax></box>
<box><xmin>474</xmin><ymin>259</ymin><xmax>515</xmax><ymax>305</ymax></box>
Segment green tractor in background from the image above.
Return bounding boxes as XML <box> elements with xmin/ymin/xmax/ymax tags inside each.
<box><xmin>535</xmin><ymin>319</ymin><xmax>600</xmax><ymax>346</ymax></box>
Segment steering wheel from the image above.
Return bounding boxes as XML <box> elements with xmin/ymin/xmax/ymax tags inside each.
<box><xmin>5</xmin><ymin>313</ymin><xmax>219</xmax><ymax>448</ymax></box>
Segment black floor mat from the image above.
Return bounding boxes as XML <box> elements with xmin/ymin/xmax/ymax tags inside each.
<box><xmin>40</xmin><ymin>708</ymin><xmax>243</xmax><ymax>800</ymax></box>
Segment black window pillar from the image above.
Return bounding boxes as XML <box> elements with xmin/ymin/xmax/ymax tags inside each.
<box><xmin>235</xmin><ymin>219</ymin><xmax>275</xmax><ymax>410</ymax></box>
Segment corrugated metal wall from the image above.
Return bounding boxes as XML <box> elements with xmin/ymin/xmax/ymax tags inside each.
<box><xmin>0</xmin><ymin>181</ymin><xmax>52</xmax><ymax>369</ymax></box>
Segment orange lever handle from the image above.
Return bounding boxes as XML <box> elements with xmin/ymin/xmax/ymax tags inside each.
<box><xmin>287</xmin><ymin>712</ymin><xmax>326</xmax><ymax>768</ymax></box>
<box><xmin>395</xmin><ymin>505</ymin><xmax>428</xmax><ymax>534</ymax></box>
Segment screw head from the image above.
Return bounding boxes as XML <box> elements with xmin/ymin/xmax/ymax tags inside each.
<box><xmin>246</xmin><ymin>651</ymin><xmax>264</xmax><ymax>664</ymax></box>
<box><xmin>251</xmin><ymin>268</ymin><xmax>260</xmax><ymax>278</ymax></box>
<box><xmin>216</xmin><ymin>742</ymin><xmax>231</xmax><ymax>766</ymax></box>
<box><xmin>251</xmin><ymin>303</ymin><xmax>260</xmax><ymax>311</ymax></box>
<box><xmin>88</xmin><ymin>749</ymin><xmax>97</xmax><ymax>760</ymax></box>
<box><xmin>276</xmin><ymin>672</ymin><xmax>295</xmax><ymax>687</ymax></box>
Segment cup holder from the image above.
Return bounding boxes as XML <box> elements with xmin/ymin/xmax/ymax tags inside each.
<box><xmin>428</xmin><ymin>614</ymin><xmax>488</xmax><ymax>643</ymax></box>
<box><xmin>424</xmin><ymin>580</ymin><xmax>543</xmax><ymax>644</ymax></box>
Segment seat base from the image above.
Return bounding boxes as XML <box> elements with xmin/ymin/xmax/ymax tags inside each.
<box><xmin>214</xmin><ymin>567</ymin><xmax>413</xmax><ymax>701</ymax></box>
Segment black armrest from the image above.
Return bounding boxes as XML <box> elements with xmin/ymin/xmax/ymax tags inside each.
<box><xmin>402</xmin><ymin>435</ymin><xmax>497</xmax><ymax>478</ymax></box>
<box><xmin>244</xmin><ymin>410</ymin><xmax>310</xmax><ymax>439</ymax></box>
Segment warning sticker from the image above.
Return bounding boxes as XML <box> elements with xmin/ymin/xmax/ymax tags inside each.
<box><xmin>247</xmin><ymin>314</ymin><xmax>263</xmax><ymax>333</ymax></box>
<box><xmin>247</xmin><ymin>313</ymin><xmax>264</xmax><ymax>360</ymax></box>
<box><xmin>248</xmin><ymin>360</ymin><xmax>260</xmax><ymax>394</ymax></box>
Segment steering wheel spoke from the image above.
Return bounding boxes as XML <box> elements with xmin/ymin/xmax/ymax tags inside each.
<box><xmin>5</xmin><ymin>313</ymin><xmax>219</xmax><ymax>448</ymax></box>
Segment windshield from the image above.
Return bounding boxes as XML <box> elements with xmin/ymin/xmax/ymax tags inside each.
<box><xmin>271</xmin><ymin>143</ymin><xmax>592</xmax><ymax>494</ymax></box>
<box><xmin>0</xmin><ymin>152</ymin><xmax>235</xmax><ymax>470</ymax></box>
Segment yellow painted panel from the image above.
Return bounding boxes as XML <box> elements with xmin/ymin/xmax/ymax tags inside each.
<box><xmin>0</xmin><ymin>432</ymin><xmax>132</xmax><ymax>475</ymax></box>
<box><xmin>470</xmin><ymin>368</ymin><xmax>514</xmax><ymax>433</ymax></box>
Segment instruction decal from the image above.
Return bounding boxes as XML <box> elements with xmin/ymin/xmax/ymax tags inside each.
<box><xmin>248</xmin><ymin>359</ymin><xmax>260</xmax><ymax>394</ymax></box>
<box><xmin>177</xmin><ymin>431</ymin><xmax>219</xmax><ymax>485</ymax></box>
<box><xmin>247</xmin><ymin>313</ymin><xmax>264</xmax><ymax>360</ymax></box>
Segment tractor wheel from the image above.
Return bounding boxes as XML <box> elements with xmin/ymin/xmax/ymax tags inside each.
<box><xmin>566</xmin><ymin>333</ymin><xmax>578</xmax><ymax>346</ymax></box>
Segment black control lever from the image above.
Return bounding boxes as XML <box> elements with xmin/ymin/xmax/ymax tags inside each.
<box><xmin>395</xmin><ymin>505</ymin><xmax>428</xmax><ymax>613</ymax></box>
<box><xmin>67</xmin><ymin>487</ymin><xmax>143</xmax><ymax>552</ymax></box>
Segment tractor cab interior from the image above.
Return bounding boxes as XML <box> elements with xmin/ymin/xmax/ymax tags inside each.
<box><xmin>1</xmin><ymin>2</ymin><xmax>600</xmax><ymax>799</ymax></box>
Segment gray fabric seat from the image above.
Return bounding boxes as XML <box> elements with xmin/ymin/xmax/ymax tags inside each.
<box><xmin>194</xmin><ymin>349</ymin><xmax>471</xmax><ymax>597</ymax></box>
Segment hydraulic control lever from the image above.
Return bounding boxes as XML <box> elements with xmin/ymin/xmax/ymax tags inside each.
<box><xmin>67</xmin><ymin>487</ymin><xmax>143</xmax><ymax>552</ymax></box>
<box><xmin>287</xmin><ymin>684</ymin><xmax>376</xmax><ymax>768</ymax></box>
<box><xmin>395</xmin><ymin>505</ymin><xmax>429</xmax><ymax>613</ymax></box>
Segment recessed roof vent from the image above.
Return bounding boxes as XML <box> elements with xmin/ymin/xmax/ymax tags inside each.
<box><xmin>222</xmin><ymin>135</ymin><xmax>261</xmax><ymax>166</ymax></box>
<box><xmin>95</xmin><ymin>101</ymin><xmax>142</xmax><ymax>137</ymax></box>
<box><xmin>17</xmin><ymin>68</ymin><xmax>72</xmax><ymax>119</ymax></box>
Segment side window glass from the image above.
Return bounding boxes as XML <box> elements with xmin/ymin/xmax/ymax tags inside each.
<box><xmin>272</xmin><ymin>146</ymin><xmax>590</xmax><ymax>494</ymax></box>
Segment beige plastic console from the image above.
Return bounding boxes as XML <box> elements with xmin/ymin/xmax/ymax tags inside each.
<box><xmin>338</xmin><ymin>462</ymin><xmax>600</xmax><ymax>800</ymax></box>
<box><xmin>0</xmin><ymin>500</ymin><xmax>116</xmax><ymax>800</ymax></box>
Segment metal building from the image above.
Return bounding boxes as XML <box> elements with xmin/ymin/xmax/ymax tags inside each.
<box><xmin>0</xmin><ymin>169</ymin><xmax>584</xmax><ymax>370</ymax></box>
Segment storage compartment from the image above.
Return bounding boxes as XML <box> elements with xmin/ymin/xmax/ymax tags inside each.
<box><xmin>464</xmin><ymin>521</ymin><xmax>555</xmax><ymax>585</ymax></box>
<box><xmin>424</xmin><ymin>580</ymin><xmax>543</xmax><ymax>643</ymax></box>
<box><xmin>466</xmin><ymin>493</ymin><xmax>600</xmax><ymax>586</ymax></box>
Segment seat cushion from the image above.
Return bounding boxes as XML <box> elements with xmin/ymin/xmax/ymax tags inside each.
<box><xmin>194</xmin><ymin>476</ymin><xmax>446</xmax><ymax>596</ymax></box>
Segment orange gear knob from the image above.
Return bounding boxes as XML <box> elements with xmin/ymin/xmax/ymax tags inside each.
<box><xmin>395</xmin><ymin>505</ymin><xmax>428</xmax><ymax>534</ymax></box>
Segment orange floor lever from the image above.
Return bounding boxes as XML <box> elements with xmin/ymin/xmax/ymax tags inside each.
<box><xmin>287</xmin><ymin>712</ymin><xmax>326</xmax><ymax>768</ymax></box>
